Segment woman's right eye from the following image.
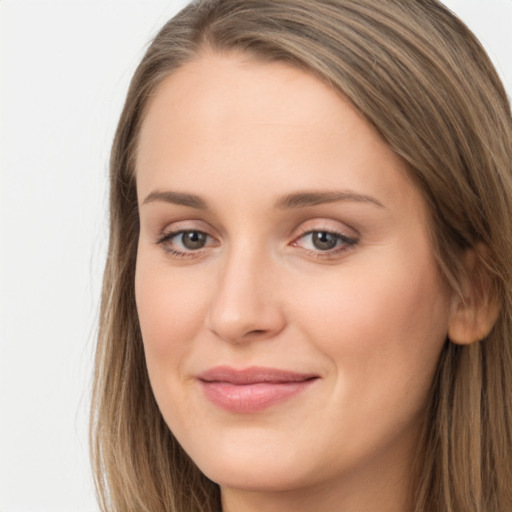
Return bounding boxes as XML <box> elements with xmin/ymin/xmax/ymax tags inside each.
<box><xmin>157</xmin><ymin>230</ymin><xmax>217</xmax><ymax>257</ymax></box>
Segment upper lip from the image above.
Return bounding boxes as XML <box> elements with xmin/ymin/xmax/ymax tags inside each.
<box><xmin>197</xmin><ymin>366</ymin><xmax>319</xmax><ymax>385</ymax></box>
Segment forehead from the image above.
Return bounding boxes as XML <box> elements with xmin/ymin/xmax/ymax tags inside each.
<box><xmin>135</xmin><ymin>52</ymin><xmax>419</xmax><ymax>216</ymax></box>
<box><xmin>140</xmin><ymin>51</ymin><xmax>347</xmax><ymax>131</ymax></box>
<box><xmin>136</xmin><ymin>53</ymin><xmax>362</xmax><ymax>165</ymax></box>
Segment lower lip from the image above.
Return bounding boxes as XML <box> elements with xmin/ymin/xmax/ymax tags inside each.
<box><xmin>199</xmin><ymin>380</ymin><xmax>317</xmax><ymax>413</ymax></box>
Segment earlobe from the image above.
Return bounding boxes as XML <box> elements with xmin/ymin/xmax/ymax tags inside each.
<box><xmin>447</xmin><ymin>248</ymin><xmax>500</xmax><ymax>345</ymax></box>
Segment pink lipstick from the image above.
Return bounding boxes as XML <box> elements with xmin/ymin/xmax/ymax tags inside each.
<box><xmin>197</xmin><ymin>366</ymin><xmax>318</xmax><ymax>413</ymax></box>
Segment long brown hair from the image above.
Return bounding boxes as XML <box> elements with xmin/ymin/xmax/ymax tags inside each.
<box><xmin>90</xmin><ymin>1</ymin><xmax>512</xmax><ymax>510</ymax></box>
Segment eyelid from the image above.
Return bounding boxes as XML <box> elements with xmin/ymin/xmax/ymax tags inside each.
<box><xmin>157</xmin><ymin>229</ymin><xmax>216</xmax><ymax>245</ymax></box>
<box><xmin>155</xmin><ymin>220</ymin><xmax>220</xmax><ymax>258</ymax></box>
<box><xmin>158</xmin><ymin>218</ymin><xmax>216</xmax><ymax>234</ymax></box>
<box><xmin>292</xmin><ymin>218</ymin><xmax>359</xmax><ymax>240</ymax></box>
<box><xmin>291</xmin><ymin>229</ymin><xmax>357</xmax><ymax>247</ymax></box>
<box><xmin>289</xmin><ymin>220</ymin><xmax>359</xmax><ymax>258</ymax></box>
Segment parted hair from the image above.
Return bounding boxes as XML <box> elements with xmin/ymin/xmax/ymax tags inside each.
<box><xmin>90</xmin><ymin>1</ymin><xmax>512</xmax><ymax>511</ymax></box>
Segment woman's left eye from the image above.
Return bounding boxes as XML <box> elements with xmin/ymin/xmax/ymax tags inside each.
<box><xmin>292</xmin><ymin>230</ymin><xmax>357</xmax><ymax>255</ymax></box>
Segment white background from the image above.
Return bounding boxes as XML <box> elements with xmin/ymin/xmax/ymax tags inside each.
<box><xmin>0</xmin><ymin>1</ymin><xmax>511</xmax><ymax>511</ymax></box>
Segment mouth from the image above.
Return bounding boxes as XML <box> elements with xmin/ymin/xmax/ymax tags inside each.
<box><xmin>197</xmin><ymin>366</ymin><xmax>319</xmax><ymax>413</ymax></box>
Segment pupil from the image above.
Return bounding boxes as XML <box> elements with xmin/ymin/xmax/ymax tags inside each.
<box><xmin>312</xmin><ymin>231</ymin><xmax>338</xmax><ymax>250</ymax></box>
<box><xmin>182</xmin><ymin>231</ymin><xmax>206</xmax><ymax>250</ymax></box>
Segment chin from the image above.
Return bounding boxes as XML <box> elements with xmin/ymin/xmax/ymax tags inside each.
<box><xmin>188</xmin><ymin>438</ymin><xmax>319</xmax><ymax>492</ymax></box>
<box><xmin>203</xmin><ymin>462</ymin><xmax>311</xmax><ymax>493</ymax></box>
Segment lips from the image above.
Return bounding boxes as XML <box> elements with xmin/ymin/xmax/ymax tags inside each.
<box><xmin>197</xmin><ymin>366</ymin><xmax>319</xmax><ymax>413</ymax></box>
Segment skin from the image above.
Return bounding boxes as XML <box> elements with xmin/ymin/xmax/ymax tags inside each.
<box><xmin>135</xmin><ymin>52</ymin><xmax>456</xmax><ymax>512</ymax></box>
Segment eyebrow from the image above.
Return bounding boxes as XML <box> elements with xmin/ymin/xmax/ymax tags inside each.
<box><xmin>142</xmin><ymin>189</ymin><xmax>384</xmax><ymax>210</ymax></box>
<box><xmin>275</xmin><ymin>190</ymin><xmax>385</xmax><ymax>209</ymax></box>
<box><xmin>142</xmin><ymin>190</ymin><xmax>208</xmax><ymax>209</ymax></box>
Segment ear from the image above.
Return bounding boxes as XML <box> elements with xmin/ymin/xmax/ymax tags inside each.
<box><xmin>448</xmin><ymin>247</ymin><xmax>500</xmax><ymax>345</ymax></box>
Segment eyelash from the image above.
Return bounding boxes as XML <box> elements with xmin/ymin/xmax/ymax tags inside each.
<box><xmin>156</xmin><ymin>230</ymin><xmax>215</xmax><ymax>259</ymax></box>
<box><xmin>156</xmin><ymin>227</ymin><xmax>358</xmax><ymax>260</ymax></box>
<box><xmin>291</xmin><ymin>228</ymin><xmax>358</xmax><ymax>259</ymax></box>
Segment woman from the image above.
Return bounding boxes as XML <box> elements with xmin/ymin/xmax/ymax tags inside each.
<box><xmin>90</xmin><ymin>1</ymin><xmax>512</xmax><ymax>511</ymax></box>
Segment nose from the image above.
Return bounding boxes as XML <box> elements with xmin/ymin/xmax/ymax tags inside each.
<box><xmin>205</xmin><ymin>245</ymin><xmax>286</xmax><ymax>344</ymax></box>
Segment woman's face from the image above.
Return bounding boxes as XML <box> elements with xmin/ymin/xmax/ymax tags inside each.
<box><xmin>135</xmin><ymin>53</ymin><xmax>453</xmax><ymax>505</ymax></box>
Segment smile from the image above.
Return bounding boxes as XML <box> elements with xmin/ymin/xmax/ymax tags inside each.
<box><xmin>197</xmin><ymin>366</ymin><xmax>319</xmax><ymax>413</ymax></box>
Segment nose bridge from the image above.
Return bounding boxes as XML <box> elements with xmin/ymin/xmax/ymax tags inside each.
<box><xmin>206</xmin><ymin>239</ymin><xmax>284</xmax><ymax>343</ymax></box>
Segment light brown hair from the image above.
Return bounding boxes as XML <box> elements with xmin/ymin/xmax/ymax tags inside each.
<box><xmin>90</xmin><ymin>1</ymin><xmax>512</xmax><ymax>510</ymax></box>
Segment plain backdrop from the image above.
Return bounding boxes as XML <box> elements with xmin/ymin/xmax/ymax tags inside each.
<box><xmin>0</xmin><ymin>1</ymin><xmax>511</xmax><ymax>511</ymax></box>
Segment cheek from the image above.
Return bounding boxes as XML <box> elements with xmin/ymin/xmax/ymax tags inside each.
<box><xmin>290</xmin><ymin>246</ymin><xmax>451</xmax><ymax>395</ymax></box>
<box><xmin>282</xmin><ymin>250</ymin><xmax>451</xmax><ymax>466</ymax></box>
<box><xmin>134</xmin><ymin>249</ymin><xmax>216</xmax><ymax>433</ymax></box>
<box><xmin>134</xmin><ymin>251</ymin><xmax>209</xmax><ymax>368</ymax></box>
